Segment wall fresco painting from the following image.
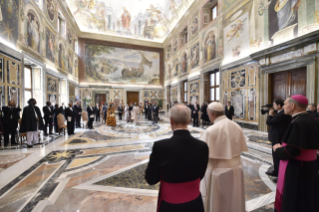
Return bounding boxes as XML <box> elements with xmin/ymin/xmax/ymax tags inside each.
<box><xmin>26</xmin><ymin>12</ymin><xmax>41</xmax><ymax>53</ymax></box>
<box><xmin>68</xmin><ymin>50</ymin><xmax>73</xmax><ymax>74</ymax></box>
<box><xmin>84</xmin><ymin>44</ymin><xmax>160</xmax><ymax>85</ymax></box>
<box><xmin>224</xmin><ymin>12</ymin><xmax>249</xmax><ymax>61</ymax></box>
<box><xmin>0</xmin><ymin>0</ymin><xmax>19</xmax><ymax>45</ymax></box>
<box><xmin>0</xmin><ymin>86</ymin><xmax>5</xmax><ymax>107</ymax></box>
<box><xmin>248</xmin><ymin>88</ymin><xmax>256</xmax><ymax>120</ymax></box>
<box><xmin>173</xmin><ymin>58</ymin><xmax>179</xmax><ymax>77</ymax></box>
<box><xmin>47</xmin><ymin>75</ymin><xmax>57</xmax><ymax>92</ymax></box>
<box><xmin>58</xmin><ymin>43</ymin><xmax>66</xmax><ymax>70</ymax></box>
<box><xmin>230</xmin><ymin>69</ymin><xmax>245</xmax><ymax>88</ymax></box>
<box><xmin>190</xmin><ymin>42</ymin><xmax>199</xmax><ymax>69</ymax></box>
<box><xmin>190</xmin><ymin>81</ymin><xmax>199</xmax><ymax>94</ymax></box>
<box><xmin>7</xmin><ymin>60</ymin><xmax>19</xmax><ymax>85</ymax></box>
<box><xmin>231</xmin><ymin>89</ymin><xmax>246</xmax><ymax>119</ymax></box>
<box><xmin>46</xmin><ymin>0</ymin><xmax>56</xmax><ymax>22</ymax></box>
<box><xmin>46</xmin><ymin>27</ymin><xmax>55</xmax><ymax>63</ymax></box>
<box><xmin>8</xmin><ymin>86</ymin><xmax>19</xmax><ymax>107</ymax></box>
<box><xmin>181</xmin><ymin>52</ymin><xmax>187</xmax><ymax>73</ymax></box>
<box><xmin>204</xmin><ymin>31</ymin><xmax>216</xmax><ymax>63</ymax></box>
<box><xmin>69</xmin><ymin>83</ymin><xmax>76</xmax><ymax>103</ymax></box>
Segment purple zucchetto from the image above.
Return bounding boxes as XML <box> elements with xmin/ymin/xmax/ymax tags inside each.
<box><xmin>291</xmin><ymin>95</ymin><xmax>308</xmax><ymax>106</ymax></box>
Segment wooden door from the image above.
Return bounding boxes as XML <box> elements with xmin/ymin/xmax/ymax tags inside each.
<box><xmin>271</xmin><ymin>67</ymin><xmax>307</xmax><ymax>101</ymax></box>
<box><xmin>127</xmin><ymin>92</ymin><xmax>139</xmax><ymax>105</ymax></box>
<box><xmin>95</xmin><ymin>94</ymin><xmax>106</xmax><ymax>106</ymax></box>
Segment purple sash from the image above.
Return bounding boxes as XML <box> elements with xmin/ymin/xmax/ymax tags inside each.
<box><xmin>275</xmin><ymin>143</ymin><xmax>317</xmax><ymax>212</ymax></box>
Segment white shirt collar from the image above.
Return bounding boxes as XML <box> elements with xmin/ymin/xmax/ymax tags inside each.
<box><xmin>174</xmin><ymin>128</ymin><xmax>188</xmax><ymax>131</ymax></box>
<box><xmin>278</xmin><ymin>109</ymin><xmax>283</xmax><ymax>113</ymax></box>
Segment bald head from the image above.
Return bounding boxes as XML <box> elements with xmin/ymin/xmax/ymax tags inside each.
<box><xmin>169</xmin><ymin>104</ymin><xmax>191</xmax><ymax>126</ymax></box>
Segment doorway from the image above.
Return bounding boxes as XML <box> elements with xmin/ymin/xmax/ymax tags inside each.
<box><xmin>95</xmin><ymin>94</ymin><xmax>106</xmax><ymax>106</ymax></box>
<box><xmin>127</xmin><ymin>91</ymin><xmax>139</xmax><ymax>105</ymax></box>
<box><xmin>271</xmin><ymin>67</ymin><xmax>307</xmax><ymax>101</ymax></box>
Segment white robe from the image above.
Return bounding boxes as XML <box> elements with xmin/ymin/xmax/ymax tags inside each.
<box><xmin>131</xmin><ymin>106</ymin><xmax>139</xmax><ymax>124</ymax></box>
<box><xmin>200</xmin><ymin>115</ymin><xmax>248</xmax><ymax>212</ymax></box>
<box><xmin>124</xmin><ymin>106</ymin><xmax>130</xmax><ymax>121</ymax></box>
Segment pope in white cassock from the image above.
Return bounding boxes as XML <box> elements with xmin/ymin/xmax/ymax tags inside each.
<box><xmin>200</xmin><ymin>102</ymin><xmax>248</xmax><ymax>212</ymax></box>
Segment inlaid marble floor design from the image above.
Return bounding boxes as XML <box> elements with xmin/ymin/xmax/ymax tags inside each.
<box><xmin>0</xmin><ymin>119</ymin><xmax>277</xmax><ymax>212</ymax></box>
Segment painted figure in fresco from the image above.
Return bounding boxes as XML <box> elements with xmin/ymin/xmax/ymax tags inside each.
<box><xmin>68</xmin><ymin>54</ymin><xmax>73</xmax><ymax>74</ymax></box>
<box><xmin>174</xmin><ymin>61</ymin><xmax>178</xmax><ymax>76</ymax></box>
<box><xmin>74</xmin><ymin>59</ymin><xmax>78</xmax><ymax>78</ymax></box>
<box><xmin>275</xmin><ymin>0</ymin><xmax>301</xmax><ymax>30</ymax></box>
<box><xmin>48</xmin><ymin>78</ymin><xmax>56</xmax><ymax>91</ymax></box>
<box><xmin>67</xmin><ymin>28</ymin><xmax>72</xmax><ymax>44</ymax></box>
<box><xmin>173</xmin><ymin>39</ymin><xmax>178</xmax><ymax>52</ymax></box>
<box><xmin>59</xmin><ymin>44</ymin><xmax>65</xmax><ymax>70</ymax></box>
<box><xmin>27</xmin><ymin>13</ymin><xmax>40</xmax><ymax>52</ymax></box>
<box><xmin>47</xmin><ymin>32</ymin><xmax>55</xmax><ymax>62</ymax></box>
<box><xmin>0</xmin><ymin>4</ymin><xmax>2</xmax><ymax>22</ymax></box>
<box><xmin>191</xmin><ymin>44</ymin><xmax>199</xmax><ymax>68</ymax></box>
<box><xmin>121</xmin><ymin>8</ymin><xmax>131</xmax><ymax>30</ymax></box>
<box><xmin>47</xmin><ymin>0</ymin><xmax>55</xmax><ymax>21</ymax></box>
<box><xmin>205</xmin><ymin>31</ymin><xmax>216</xmax><ymax>62</ymax></box>
<box><xmin>226</xmin><ymin>19</ymin><xmax>246</xmax><ymax>43</ymax></box>
<box><xmin>168</xmin><ymin>64</ymin><xmax>171</xmax><ymax>78</ymax></box>
<box><xmin>181</xmin><ymin>52</ymin><xmax>187</xmax><ymax>73</ymax></box>
<box><xmin>191</xmin><ymin>17</ymin><xmax>198</xmax><ymax>35</ymax></box>
<box><xmin>147</xmin><ymin>4</ymin><xmax>163</xmax><ymax>26</ymax></box>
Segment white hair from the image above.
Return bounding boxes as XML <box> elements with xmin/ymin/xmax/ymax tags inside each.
<box><xmin>169</xmin><ymin>104</ymin><xmax>191</xmax><ymax>125</ymax></box>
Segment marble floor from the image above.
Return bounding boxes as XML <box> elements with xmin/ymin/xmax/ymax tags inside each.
<box><xmin>0</xmin><ymin>117</ymin><xmax>276</xmax><ymax>212</ymax></box>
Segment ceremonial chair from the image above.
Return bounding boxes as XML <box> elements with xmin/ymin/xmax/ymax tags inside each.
<box><xmin>81</xmin><ymin>111</ymin><xmax>88</xmax><ymax>129</ymax></box>
<box><xmin>57</xmin><ymin>114</ymin><xmax>67</xmax><ymax>135</ymax></box>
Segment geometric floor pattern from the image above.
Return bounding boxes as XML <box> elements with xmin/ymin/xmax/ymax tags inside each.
<box><xmin>0</xmin><ymin>117</ymin><xmax>277</xmax><ymax>212</ymax></box>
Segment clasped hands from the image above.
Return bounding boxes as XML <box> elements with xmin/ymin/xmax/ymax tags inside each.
<box><xmin>273</xmin><ymin>143</ymin><xmax>282</xmax><ymax>152</ymax></box>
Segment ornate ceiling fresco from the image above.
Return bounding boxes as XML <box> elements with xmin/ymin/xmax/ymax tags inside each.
<box><xmin>66</xmin><ymin>0</ymin><xmax>195</xmax><ymax>42</ymax></box>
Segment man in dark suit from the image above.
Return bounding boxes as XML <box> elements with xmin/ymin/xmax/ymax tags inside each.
<box><xmin>266</xmin><ymin>99</ymin><xmax>292</xmax><ymax>182</ymax></box>
<box><xmin>307</xmin><ymin>103</ymin><xmax>318</xmax><ymax>119</ymax></box>
<box><xmin>153</xmin><ymin>103</ymin><xmax>159</xmax><ymax>124</ymax></box>
<box><xmin>43</xmin><ymin>101</ymin><xmax>54</xmax><ymax>136</ymax></box>
<box><xmin>65</xmin><ymin>103</ymin><xmax>75</xmax><ymax>135</ymax></box>
<box><xmin>144</xmin><ymin>102</ymin><xmax>149</xmax><ymax>119</ymax></box>
<box><xmin>59</xmin><ymin>102</ymin><xmax>66</xmax><ymax>119</ymax></box>
<box><xmin>95</xmin><ymin>103</ymin><xmax>100</xmax><ymax>122</ymax></box>
<box><xmin>73</xmin><ymin>101</ymin><xmax>82</xmax><ymax>128</ymax></box>
<box><xmin>225</xmin><ymin>101</ymin><xmax>234</xmax><ymax>120</ymax></box>
<box><xmin>20</xmin><ymin>98</ymin><xmax>45</xmax><ymax>148</ymax></box>
<box><xmin>2</xmin><ymin>100</ymin><xmax>21</xmax><ymax>146</ymax></box>
<box><xmin>192</xmin><ymin>101</ymin><xmax>200</xmax><ymax>127</ymax></box>
<box><xmin>118</xmin><ymin>104</ymin><xmax>123</xmax><ymax>120</ymax></box>
<box><xmin>87</xmin><ymin>103</ymin><xmax>95</xmax><ymax>129</ymax></box>
<box><xmin>145</xmin><ymin>104</ymin><xmax>208</xmax><ymax>212</ymax></box>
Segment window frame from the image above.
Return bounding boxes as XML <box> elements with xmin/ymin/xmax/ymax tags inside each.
<box><xmin>209</xmin><ymin>71</ymin><xmax>220</xmax><ymax>103</ymax></box>
<box><xmin>182</xmin><ymin>80</ymin><xmax>188</xmax><ymax>104</ymax></box>
<box><xmin>24</xmin><ymin>66</ymin><xmax>33</xmax><ymax>103</ymax></box>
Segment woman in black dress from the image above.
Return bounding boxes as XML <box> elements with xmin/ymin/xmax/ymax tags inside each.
<box><xmin>54</xmin><ymin>104</ymin><xmax>62</xmax><ymax>133</ymax></box>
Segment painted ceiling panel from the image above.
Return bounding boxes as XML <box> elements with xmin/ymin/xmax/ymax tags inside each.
<box><xmin>66</xmin><ymin>0</ymin><xmax>195</xmax><ymax>42</ymax></box>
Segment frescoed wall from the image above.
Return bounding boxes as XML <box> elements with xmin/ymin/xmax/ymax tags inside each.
<box><xmin>46</xmin><ymin>74</ymin><xmax>59</xmax><ymax>105</ymax></box>
<box><xmin>221</xmin><ymin>62</ymin><xmax>259</xmax><ymax>124</ymax></box>
<box><xmin>82</xmin><ymin>42</ymin><xmax>163</xmax><ymax>86</ymax></box>
<box><xmin>0</xmin><ymin>55</ymin><xmax>22</xmax><ymax>108</ymax></box>
<box><xmin>0</xmin><ymin>0</ymin><xmax>19</xmax><ymax>46</ymax></box>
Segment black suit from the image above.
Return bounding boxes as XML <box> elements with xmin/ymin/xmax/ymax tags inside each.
<box><xmin>192</xmin><ymin>104</ymin><xmax>200</xmax><ymax>127</ymax></box>
<box><xmin>73</xmin><ymin>105</ymin><xmax>82</xmax><ymax>128</ymax></box>
<box><xmin>145</xmin><ymin>130</ymin><xmax>209</xmax><ymax>212</ymax></box>
<box><xmin>65</xmin><ymin>107</ymin><xmax>75</xmax><ymax>135</ymax></box>
<box><xmin>87</xmin><ymin>106</ymin><xmax>95</xmax><ymax>129</ymax></box>
<box><xmin>153</xmin><ymin>105</ymin><xmax>159</xmax><ymax>123</ymax></box>
<box><xmin>59</xmin><ymin>106</ymin><xmax>66</xmax><ymax>119</ymax></box>
<box><xmin>2</xmin><ymin>106</ymin><xmax>21</xmax><ymax>145</ymax></box>
<box><xmin>225</xmin><ymin>105</ymin><xmax>234</xmax><ymax>120</ymax></box>
<box><xmin>308</xmin><ymin>110</ymin><xmax>318</xmax><ymax>119</ymax></box>
<box><xmin>43</xmin><ymin>106</ymin><xmax>54</xmax><ymax>135</ymax></box>
<box><xmin>144</xmin><ymin>105</ymin><xmax>149</xmax><ymax>119</ymax></box>
<box><xmin>266</xmin><ymin>110</ymin><xmax>292</xmax><ymax>175</ymax></box>
<box><xmin>95</xmin><ymin>106</ymin><xmax>100</xmax><ymax>122</ymax></box>
<box><xmin>118</xmin><ymin>106</ymin><xmax>123</xmax><ymax>120</ymax></box>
